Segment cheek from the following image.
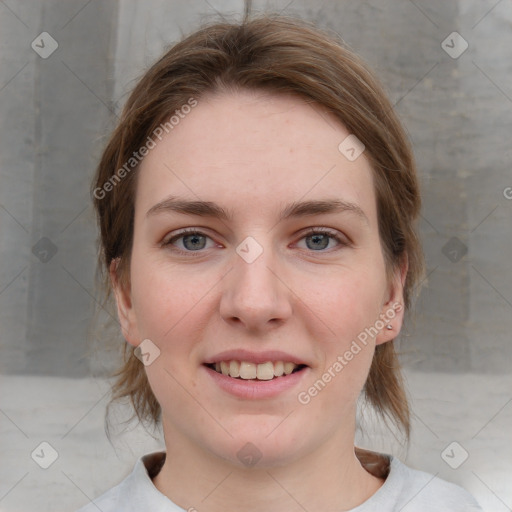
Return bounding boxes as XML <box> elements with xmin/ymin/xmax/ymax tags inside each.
<box><xmin>299</xmin><ymin>265</ymin><xmax>386</xmax><ymax>396</ymax></box>
<box><xmin>297</xmin><ymin>265</ymin><xmax>387</xmax><ymax>344</ymax></box>
<box><xmin>129</xmin><ymin>250</ymin><xmax>212</xmax><ymax>342</ymax></box>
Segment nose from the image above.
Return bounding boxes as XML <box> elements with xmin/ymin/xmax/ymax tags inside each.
<box><xmin>219</xmin><ymin>237</ymin><xmax>293</xmax><ymax>333</ymax></box>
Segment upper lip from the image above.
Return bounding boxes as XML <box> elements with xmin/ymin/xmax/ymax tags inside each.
<box><xmin>203</xmin><ymin>349</ymin><xmax>310</xmax><ymax>366</ymax></box>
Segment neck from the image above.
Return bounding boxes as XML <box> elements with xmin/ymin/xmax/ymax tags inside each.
<box><xmin>152</xmin><ymin>426</ymin><xmax>385</xmax><ymax>512</ymax></box>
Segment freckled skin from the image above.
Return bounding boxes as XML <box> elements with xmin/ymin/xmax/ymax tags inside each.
<box><xmin>111</xmin><ymin>90</ymin><xmax>406</xmax><ymax>511</ymax></box>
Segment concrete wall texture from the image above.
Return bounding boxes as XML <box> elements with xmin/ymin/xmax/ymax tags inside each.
<box><xmin>1</xmin><ymin>0</ymin><xmax>511</xmax><ymax>377</ymax></box>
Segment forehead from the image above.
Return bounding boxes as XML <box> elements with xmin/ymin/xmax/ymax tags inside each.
<box><xmin>135</xmin><ymin>90</ymin><xmax>377</xmax><ymax>226</ymax></box>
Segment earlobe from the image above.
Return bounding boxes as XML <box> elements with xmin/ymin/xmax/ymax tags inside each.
<box><xmin>109</xmin><ymin>258</ymin><xmax>140</xmax><ymax>346</ymax></box>
<box><xmin>375</xmin><ymin>299</ymin><xmax>405</xmax><ymax>345</ymax></box>
<box><xmin>376</xmin><ymin>255</ymin><xmax>408</xmax><ymax>345</ymax></box>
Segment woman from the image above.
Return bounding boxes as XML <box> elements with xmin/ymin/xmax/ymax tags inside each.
<box><xmin>80</xmin><ymin>14</ymin><xmax>483</xmax><ymax>511</ymax></box>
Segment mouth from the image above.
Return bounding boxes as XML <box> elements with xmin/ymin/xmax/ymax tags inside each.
<box><xmin>204</xmin><ymin>360</ymin><xmax>308</xmax><ymax>381</ymax></box>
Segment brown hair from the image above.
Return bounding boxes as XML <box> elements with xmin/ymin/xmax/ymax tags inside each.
<box><xmin>92</xmin><ymin>14</ymin><xmax>425</xmax><ymax>440</ymax></box>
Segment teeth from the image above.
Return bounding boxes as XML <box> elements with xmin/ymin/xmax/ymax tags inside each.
<box><xmin>283</xmin><ymin>362</ymin><xmax>295</xmax><ymax>375</ymax></box>
<box><xmin>229</xmin><ymin>360</ymin><xmax>240</xmax><ymax>378</ymax></box>
<box><xmin>210</xmin><ymin>360</ymin><xmax>302</xmax><ymax>380</ymax></box>
<box><xmin>256</xmin><ymin>361</ymin><xmax>274</xmax><ymax>380</ymax></box>
<box><xmin>220</xmin><ymin>361</ymin><xmax>230</xmax><ymax>376</ymax></box>
<box><xmin>273</xmin><ymin>361</ymin><xmax>284</xmax><ymax>377</ymax></box>
<box><xmin>239</xmin><ymin>361</ymin><xmax>257</xmax><ymax>379</ymax></box>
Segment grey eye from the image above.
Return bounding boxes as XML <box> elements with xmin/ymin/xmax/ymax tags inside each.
<box><xmin>305</xmin><ymin>233</ymin><xmax>331</xmax><ymax>250</ymax></box>
<box><xmin>180</xmin><ymin>233</ymin><xmax>208</xmax><ymax>251</ymax></box>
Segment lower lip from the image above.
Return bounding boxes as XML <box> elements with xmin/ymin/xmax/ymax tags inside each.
<box><xmin>202</xmin><ymin>365</ymin><xmax>309</xmax><ymax>399</ymax></box>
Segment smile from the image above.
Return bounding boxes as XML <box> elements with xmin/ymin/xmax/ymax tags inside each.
<box><xmin>206</xmin><ymin>360</ymin><xmax>307</xmax><ymax>380</ymax></box>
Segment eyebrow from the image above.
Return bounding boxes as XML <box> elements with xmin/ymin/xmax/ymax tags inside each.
<box><xmin>145</xmin><ymin>196</ymin><xmax>369</xmax><ymax>224</ymax></box>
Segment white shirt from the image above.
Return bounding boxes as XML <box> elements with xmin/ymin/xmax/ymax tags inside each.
<box><xmin>75</xmin><ymin>451</ymin><xmax>483</xmax><ymax>511</ymax></box>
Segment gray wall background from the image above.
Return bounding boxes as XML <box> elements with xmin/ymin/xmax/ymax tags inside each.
<box><xmin>1</xmin><ymin>0</ymin><xmax>511</xmax><ymax>378</ymax></box>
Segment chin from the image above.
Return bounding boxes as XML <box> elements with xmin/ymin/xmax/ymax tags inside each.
<box><xmin>208</xmin><ymin>424</ymin><xmax>308</xmax><ymax>470</ymax></box>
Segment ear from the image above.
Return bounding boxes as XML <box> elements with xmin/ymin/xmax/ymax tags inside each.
<box><xmin>109</xmin><ymin>258</ymin><xmax>141</xmax><ymax>347</ymax></box>
<box><xmin>375</xmin><ymin>254</ymin><xmax>408</xmax><ymax>345</ymax></box>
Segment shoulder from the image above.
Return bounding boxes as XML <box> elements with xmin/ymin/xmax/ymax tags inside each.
<box><xmin>74</xmin><ymin>452</ymin><xmax>176</xmax><ymax>512</ymax></box>
<box><xmin>383</xmin><ymin>457</ymin><xmax>483</xmax><ymax>511</ymax></box>
<box><xmin>74</xmin><ymin>479</ymin><xmax>123</xmax><ymax>512</ymax></box>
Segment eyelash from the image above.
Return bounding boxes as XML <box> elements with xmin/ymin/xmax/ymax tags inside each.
<box><xmin>161</xmin><ymin>227</ymin><xmax>348</xmax><ymax>255</ymax></box>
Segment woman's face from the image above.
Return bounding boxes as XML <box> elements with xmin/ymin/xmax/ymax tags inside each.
<box><xmin>113</xmin><ymin>90</ymin><xmax>405</xmax><ymax>467</ymax></box>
